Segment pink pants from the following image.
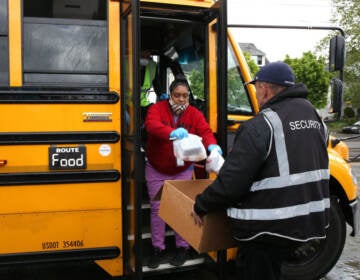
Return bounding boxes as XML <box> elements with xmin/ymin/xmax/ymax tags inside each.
<box><xmin>145</xmin><ymin>162</ymin><xmax>193</xmax><ymax>250</ymax></box>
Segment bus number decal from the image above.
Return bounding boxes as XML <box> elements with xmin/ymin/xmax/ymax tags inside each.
<box><xmin>42</xmin><ymin>240</ymin><xmax>84</xmax><ymax>250</ymax></box>
<box><xmin>63</xmin><ymin>240</ymin><xmax>84</xmax><ymax>248</ymax></box>
<box><xmin>42</xmin><ymin>241</ymin><xmax>59</xmax><ymax>250</ymax></box>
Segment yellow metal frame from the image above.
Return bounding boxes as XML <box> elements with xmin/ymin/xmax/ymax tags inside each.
<box><xmin>208</xmin><ymin>19</ymin><xmax>218</xmax><ymax>133</ymax></box>
<box><xmin>8</xmin><ymin>0</ymin><xmax>22</xmax><ymax>86</ymax></box>
<box><xmin>109</xmin><ymin>0</ymin><xmax>121</xmax><ymax>92</ymax></box>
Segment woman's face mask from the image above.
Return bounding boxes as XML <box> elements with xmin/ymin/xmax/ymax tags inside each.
<box><xmin>169</xmin><ymin>85</ymin><xmax>189</xmax><ymax>115</ymax></box>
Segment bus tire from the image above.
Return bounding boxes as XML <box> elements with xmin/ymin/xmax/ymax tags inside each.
<box><xmin>281</xmin><ymin>197</ymin><xmax>346</xmax><ymax>280</ymax></box>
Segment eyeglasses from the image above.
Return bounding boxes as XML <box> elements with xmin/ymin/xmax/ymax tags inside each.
<box><xmin>171</xmin><ymin>92</ymin><xmax>190</xmax><ymax>99</ymax></box>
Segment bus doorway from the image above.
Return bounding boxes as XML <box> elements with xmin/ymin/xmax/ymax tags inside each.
<box><xmin>120</xmin><ymin>0</ymin><xmax>227</xmax><ymax>278</ymax></box>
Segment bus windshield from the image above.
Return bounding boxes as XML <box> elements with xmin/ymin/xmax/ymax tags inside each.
<box><xmin>227</xmin><ymin>42</ymin><xmax>253</xmax><ymax>115</ymax></box>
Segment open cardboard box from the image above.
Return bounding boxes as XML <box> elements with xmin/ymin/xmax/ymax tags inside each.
<box><xmin>157</xmin><ymin>179</ymin><xmax>236</xmax><ymax>253</ymax></box>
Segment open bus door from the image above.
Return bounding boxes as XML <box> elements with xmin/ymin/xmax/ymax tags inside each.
<box><xmin>120</xmin><ymin>0</ymin><xmax>228</xmax><ymax>278</ymax></box>
<box><xmin>119</xmin><ymin>0</ymin><xmax>143</xmax><ymax>278</ymax></box>
<box><xmin>225</xmin><ymin>25</ymin><xmax>359</xmax><ymax>280</ymax></box>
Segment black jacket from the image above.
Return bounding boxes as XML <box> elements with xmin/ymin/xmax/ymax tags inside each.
<box><xmin>194</xmin><ymin>83</ymin><xmax>330</xmax><ymax>241</ymax></box>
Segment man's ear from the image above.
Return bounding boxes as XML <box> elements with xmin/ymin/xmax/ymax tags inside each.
<box><xmin>262</xmin><ymin>86</ymin><xmax>273</xmax><ymax>101</ymax></box>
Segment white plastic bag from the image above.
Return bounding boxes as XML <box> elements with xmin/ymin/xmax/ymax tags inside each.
<box><xmin>205</xmin><ymin>149</ymin><xmax>225</xmax><ymax>174</ymax></box>
<box><xmin>173</xmin><ymin>134</ymin><xmax>207</xmax><ymax>165</ymax></box>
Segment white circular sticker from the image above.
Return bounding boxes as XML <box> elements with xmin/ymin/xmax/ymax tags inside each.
<box><xmin>99</xmin><ymin>144</ymin><xmax>111</xmax><ymax>157</ymax></box>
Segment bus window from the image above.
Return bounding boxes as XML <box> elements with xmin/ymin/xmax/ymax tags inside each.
<box><xmin>227</xmin><ymin>44</ymin><xmax>254</xmax><ymax>115</ymax></box>
<box><xmin>140</xmin><ymin>18</ymin><xmax>206</xmax><ymax>114</ymax></box>
<box><xmin>23</xmin><ymin>0</ymin><xmax>106</xmax><ymax>20</ymax></box>
<box><xmin>22</xmin><ymin>0</ymin><xmax>107</xmax><ymax>87</ymax></box>
<box><xmin>0</xmin><ymin>37</ymin><xmax>8</xmax><ymax>85</ymax></box>
<box><xmin>181</xmin><ymin>59</ymin><xmax>204</xmax><ymax>101</ymax></box>
<box><xmin>0</xmin><ymin>0</ymin><xmax>8</xmax><ymax>85</ymax></box>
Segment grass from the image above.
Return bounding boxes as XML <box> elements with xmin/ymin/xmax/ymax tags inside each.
<box><xmin>326</xmin><ymin>118</ymin><xmax>356</xmax><ymax>133</ymax></box>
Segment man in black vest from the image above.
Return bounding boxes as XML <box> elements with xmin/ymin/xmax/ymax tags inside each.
<box><xmin>192</xmin><ymin>62</ymin><xmax>330</xmax><ymax>279</ymax></box>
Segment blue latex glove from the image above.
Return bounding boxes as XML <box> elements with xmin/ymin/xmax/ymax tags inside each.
<box><xmin>208</xmin><ymin>144</ymin><xmax>223</xmax><ymax>156</ymax></box>
<box><xmin>159</xmin><ymin>93</ymin><xmax>169</xmax><ymax>100</ymax></box>
<box><xmin>170</xmin><ymin>128</ymin><xmax>189</xmax><ymax>140</ymax></box>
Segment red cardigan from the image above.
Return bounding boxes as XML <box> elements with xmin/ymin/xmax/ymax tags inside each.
<box><xmin>145</xmin><ymin>100</ymin><xmax>218</xmax><ymax>175</ymax></box>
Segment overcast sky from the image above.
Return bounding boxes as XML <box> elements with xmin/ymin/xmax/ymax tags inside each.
<box><xmin>227</xmin><ymin>0</ymin><xmax>336</xmax><ymax>61</ymax></box>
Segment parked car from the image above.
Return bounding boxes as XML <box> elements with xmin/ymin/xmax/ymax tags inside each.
<box><xmin>342</xmin><ymin>121</ymin><xmax>360</xmax><ymax>134</ymax></box>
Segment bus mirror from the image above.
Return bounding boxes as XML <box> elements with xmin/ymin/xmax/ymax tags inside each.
<box><xmin>329</xmin><ymin>35</ymin><xmax>345</xmax><ymax>72</ymax></box>
<box><xmin>330</xmin><ymin>78</ymin><xmax>343</xmax><ymax>119</ymax></box>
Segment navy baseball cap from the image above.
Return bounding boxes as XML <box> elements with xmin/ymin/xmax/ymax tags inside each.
<box><xmin>246</xmin><ymin>62</ymin><xmax>295</xmax><ymax>87</ymax></box>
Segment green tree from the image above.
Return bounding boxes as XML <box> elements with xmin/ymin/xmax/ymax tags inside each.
<box><xmin>331</xmin><ymin>0</ymin><xmax>360</xmax><ymax>112</ymax></box>
<box><xmin>189</xmin><ymin>61</ymin><xmax>204</xmax><ymax>99</ymax></box>
<box><xmin>227</xmin><ymin>67</ymin><xmax>244</xmax><ymax>106</ymax></box>
<box><xmin>243</xmin><ymin>51</ymin><xmax>259</xmax><ymax>77</ymax></box>
<box><xmin>284</xmin><ymin>52</ymin><xmax>331</xmax><ymax>109</ymax></box>
<box><xmin>189</xmin><ymin>52</ymin><xmax>259</xmax><ymax>103</ymax></box>
<box><xmin>189</xmin><ymin>68</ymin><xmax>204</xmax><ymax>99</ymax></box>
<box><xmin>227</xmin><ymin>52</ymin><xmax>258</xmax><ymax>108</ymax></box>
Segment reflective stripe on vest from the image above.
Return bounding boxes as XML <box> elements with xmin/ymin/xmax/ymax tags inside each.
<box><xmin>227</xmin><ymin>198</ymin><xmax>330</xmax><ymax>220</ymax></box>
<box><xmin>227</xmin><ymin>108</ymin><xmax>330</xmax><ymax>221</ymax></box>
<box><xmin>141</xmin><ymin>60</ymin><xmax>156</xmax><ymax>107</ymax></box>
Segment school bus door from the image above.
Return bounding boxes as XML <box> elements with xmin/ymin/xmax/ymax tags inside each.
<box><xmin>119</xmin><ymin>0</ymin><xmax>143</xmax><ymax>278</ymax></box>
<box><xmin>119</xmin><ymin>0</ymin><xmax>228</xmax><ymax>278</ymax></box>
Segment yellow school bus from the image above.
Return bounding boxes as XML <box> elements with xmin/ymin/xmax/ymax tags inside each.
<box><xmin>0</xmin><ymin>0</ymin><xmax>358</xmax><ymax>279</ymax></box>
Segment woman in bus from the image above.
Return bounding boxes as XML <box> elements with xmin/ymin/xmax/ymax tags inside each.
<box><xmin>144</xmin><ymin>78</ymin><xmax>222</xmax><ymax>268</ymax></box>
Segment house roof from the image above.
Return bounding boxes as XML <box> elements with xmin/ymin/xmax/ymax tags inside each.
<box><xmin>239</xmin><ymin>43</ymin><xmax>266</xmax><ymax>56</ymax></box>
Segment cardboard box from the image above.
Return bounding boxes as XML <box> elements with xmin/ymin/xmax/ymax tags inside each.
<box><xmin>158</xmin><ymin>179</ymin><xmax>236</xmax><ymax>253</ymax></box>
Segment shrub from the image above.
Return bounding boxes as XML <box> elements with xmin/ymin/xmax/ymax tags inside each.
<box><xmin>344</xmin><ymin>107</ymin><xmax>355</xmax><ymax>119</ymax></box>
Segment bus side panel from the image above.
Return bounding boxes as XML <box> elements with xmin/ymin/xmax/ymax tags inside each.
<box><xmin>0</xmin><ymin>210</ymin><xmax>121</xmax><ymax>253</ymax></box>
<box><xmin>0</xmin><ymin>210</ymin><xmax>123</xmax><ymax>274</ymax></box>
<box><xmin>0</xmin><ymin>98</ymin><xmax>123</xmax><ymax>276</ymax></box>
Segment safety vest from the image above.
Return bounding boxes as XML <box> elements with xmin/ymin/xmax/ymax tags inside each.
<box><xmin>140</xmin><ymin>59</ymin><xmax>157</xmax><ymax>107</ymax></box>
<box><xmin>227</xmin><ymin>106</ymin><xmax>330</xmax><ymax>242</ymax></box>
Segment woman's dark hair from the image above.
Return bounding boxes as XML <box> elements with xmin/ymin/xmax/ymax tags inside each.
<box><xmin>169</xmin><ymin>78</ymin><xmax>190</xmax><ymax>93</ymax></box>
